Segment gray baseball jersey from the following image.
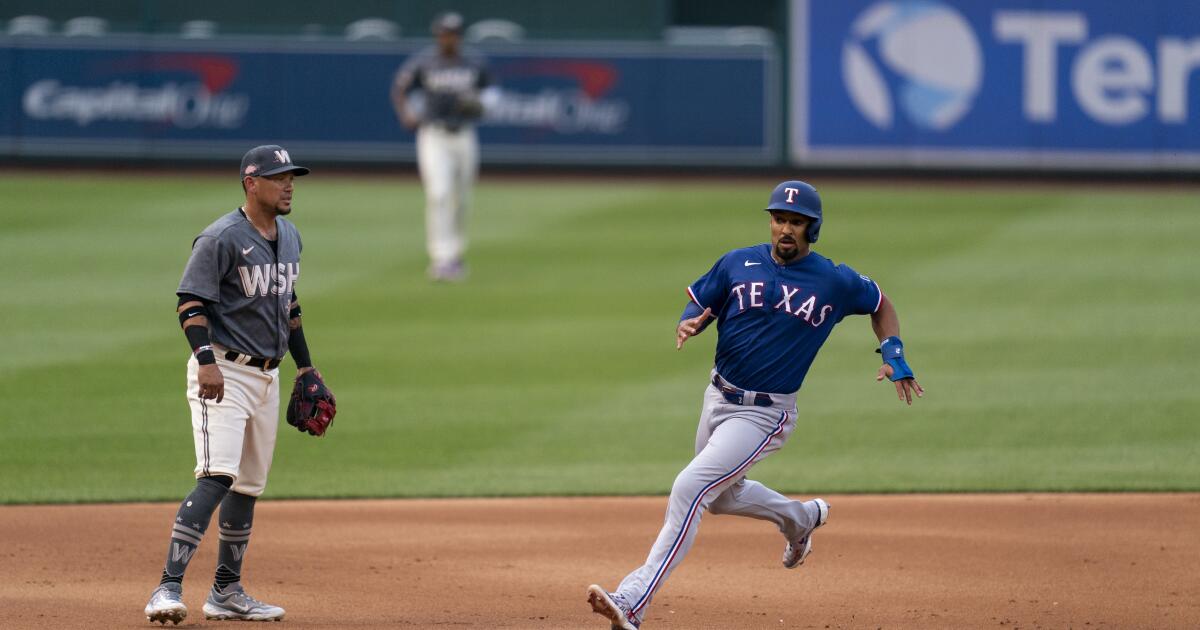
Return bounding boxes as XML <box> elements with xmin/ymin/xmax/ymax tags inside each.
<box><xmin>393</xmin><ymin>46</ymin><xmax>491</xmax><ymax>131</ymax></box>
<box><xmin>178</xmin><ymin>209</ymin><xmax>301</xmax><ymax>359</ymax></box>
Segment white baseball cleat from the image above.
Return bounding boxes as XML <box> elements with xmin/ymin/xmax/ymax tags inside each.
<box><xmin>783</xmin><ymin>498</ymin><xmax>829</xmax><ymax>569</ymax></box>
<box><xmin>587</xmin><ymin>584</ymin><xmax>639</xmax><ymax>629</ymax></box>
<box><xmin>428</xmin><ymin>260</ymin><xmax>467</xmax><ymax>282</ymax></box>
<box><xmin>144</xmin><ymin>583</ymin><xmax>187</xmax><ymax>625</ymax></box>
<box><xmin>202</xmin><ymin>582</ymin><xmax>285</xmax><ymax>621</ymax></box>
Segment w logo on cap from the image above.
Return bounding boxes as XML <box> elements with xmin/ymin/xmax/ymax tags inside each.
<box><xmin>241</xmin><ymin>144</ymin><xmax>309</xmax><ymax>178</ymax></box>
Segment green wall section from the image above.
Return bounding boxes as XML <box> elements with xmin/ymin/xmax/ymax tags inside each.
<box><xmin>1</xmin><ymin>0</ymin><xmax>686</xmax><ymax>39</ymax></box>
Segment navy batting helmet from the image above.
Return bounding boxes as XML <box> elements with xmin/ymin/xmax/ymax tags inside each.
<box><xmin>765</xmin><ymin>180</ymin><xmax>822</xmax><ymax>243</ymax></box>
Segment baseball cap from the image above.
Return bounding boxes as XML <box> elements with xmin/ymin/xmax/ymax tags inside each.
<box><xmin>240</xmin><ymin>144</ymin><xmax>310</xmax><ymax>179</ymax></box>
<box><xmin>431</xmin><ymin>11</ymin><xmax>464</xmax><ymax>34</ymax></box>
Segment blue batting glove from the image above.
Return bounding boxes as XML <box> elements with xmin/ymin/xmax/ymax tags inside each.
<box><xmin>876</xmin><ymin>336</ymin><xmax>914</xmax><ymax>381</ymax></box>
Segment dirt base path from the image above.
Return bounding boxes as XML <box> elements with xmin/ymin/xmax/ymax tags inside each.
<box><xmin>1</xmin><ymin>494</ymin><xmax>1197</xmax><ymax>629</ymax></box>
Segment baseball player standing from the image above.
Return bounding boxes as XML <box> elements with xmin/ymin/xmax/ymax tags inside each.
<box><xmin>587</xmin><ymin>181</ymin><xmax>924</xmax><ymax>629</ymax></box>
<box><xmin>391</xmin><ymin>11</ymin><xmax>497</xmax><ymax>282</ymax></box>
<box><xmin>143</xmin><ymin>145</ymin><xmax>335</xmax><ymax>625</ymax></box>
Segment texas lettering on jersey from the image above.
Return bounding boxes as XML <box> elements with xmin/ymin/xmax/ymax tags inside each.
<box><xmin>237</xmin><ymin>262</ymin><xmax>299</xmax><ymax>298</ymax></box>
<box><xmin>727</xmin><ymin>282</ymin><xmax>833</xmax><ymax>328</ymax></box>
<box><xmin>683</xmin><ymin>244</ymin><xmax>881</xmax><ymax>394</ymax></box>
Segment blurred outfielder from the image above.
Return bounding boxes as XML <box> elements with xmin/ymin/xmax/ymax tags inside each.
<box><xmin>588</xmin><ymin>181</ymin><xmax>924</xmax><ymax>629</ymax></box>
<box><xmin>391</xmin><ymin>11</ymin><xmax>498</xmax><ymax>281</ymax></box>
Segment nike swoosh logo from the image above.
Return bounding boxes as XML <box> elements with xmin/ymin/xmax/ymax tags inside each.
<box><xmin>744</xmin><ymin>261</ymin><xmax>761</xmax><ymax>266</ymax></box>
<box><xmin>242</xmin><ymin>246</ymin><xmax>255</xmax><ymax>256</ymax></box>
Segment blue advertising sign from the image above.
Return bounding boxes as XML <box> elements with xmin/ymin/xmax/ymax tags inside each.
<box><xmin>790</xmin><ymin>0</ymin><xmax>1200</xmax><ymax>170</ymax></box>
<box><xmin>0</xmin><ymin>38</ymin><xmax>778</xmax><ymax>165</ymax></box>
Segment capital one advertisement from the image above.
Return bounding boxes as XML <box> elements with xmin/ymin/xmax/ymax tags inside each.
<box><xmin>790</xmin><ymin>0</ymin><xmax>1200</xmax><ymax>170</ymax></box>
<box><xmin>0</xmin><ymin>39</ymin><xmax>778</xmax><ymax>165</ymax></box>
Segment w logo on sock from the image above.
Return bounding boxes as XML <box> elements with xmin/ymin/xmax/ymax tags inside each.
<box><xmin>229</xmin><ymin>543</ymin><xmax>247</xmax><ymax>561</ymax></box>
<box><xmin>171</xmin><ymin>542</ymin><xmax>197</xmax><ymax>564</ymax></box>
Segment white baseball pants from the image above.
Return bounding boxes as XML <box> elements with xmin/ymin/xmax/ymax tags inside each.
<box><xmin>614</xmin><ymin>381</ymin><xmax>821</xmax><ymax>625</ymax></box>
<box><xmin>416</xmin><ymin>124</ymin><xmax>479</xmax><ymax>267</ymax></box>
<box><xmin>186</xmin><ymin>353</ymin><xmax>280</xmax><ymax>497</ymax></box>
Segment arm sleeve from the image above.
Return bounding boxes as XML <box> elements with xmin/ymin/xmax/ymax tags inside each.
<box><xmin>680</xmin><ymin>254</ymin><xmax>729</xmax><ymax>322</ymax></box>
<box><xmin>177</xmin><ymin>235</ymin><xmax>227</xmax><ymax>302</ymax></box>
<box><xmin>838</xmin><ymin>264</ymin><xmax>883</xmax><ymax>315</ymax></box>
<box><xmin>177</xmin><ymin>292</ymin><xmax>211</xmax><ymax>306</ymax></box>
<box><xmin>288</xmin><ymin>323</ymin><xmax>313</xmax><ymax>368</ymax></box>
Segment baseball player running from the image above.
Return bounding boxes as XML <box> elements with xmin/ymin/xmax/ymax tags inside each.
<box><xmin>143</xmin><ymin>145</ymin><xmax>336</xmax><ymax>625</ymax></box>
<box><xmin>391</xmin><ymin>11</ymin><xmax>498</xmax><ymax>282</ymax></box>
<box><xmin>587</xmin><ymin>181</ymin><xmax>924</xmax><ymax>629</ymax></box>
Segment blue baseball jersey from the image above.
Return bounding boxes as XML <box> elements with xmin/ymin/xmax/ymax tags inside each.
<box><xmin>682</xmin><ymin>244</ymin><xmax>882</xmax><ymax>394</ymax></box>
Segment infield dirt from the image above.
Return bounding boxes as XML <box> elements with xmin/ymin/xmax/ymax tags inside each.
<box><xmin>2</xmin><ymin>494</ymin><xmax>1196</xmax><ymax>629</ymax></box>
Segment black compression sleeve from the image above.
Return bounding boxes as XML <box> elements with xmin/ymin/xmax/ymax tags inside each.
<box><xmin>184</xmin><ymin>325</ymin><xmax>216</xmax><ymax>365</ymax></box>
<box><xmin>178</xmin><ymin>295</ymin><xmax>215</xmax><ymax>365</ymax></box>
<box><xmin>177</xmin><ymin>293</ymin><xmax>209</xmax><ymax>307</ymax></box>
<box><xmin>288</xmin><ymin>326</ymin><xmax>313</xmax><ymax>368</ymax></box>
<box><xmin>178</xmin><ymin>304</ymin><xmax>207</xmax><ymax>326</ymax></box>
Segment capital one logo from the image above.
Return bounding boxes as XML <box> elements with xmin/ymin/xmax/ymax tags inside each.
<box><xmin>842</xmin><ymin>1</ymin><xmax>983</xmax><ymax>131</ymax></box>
<box><xmin>22</xmin><ymin>54</ymin><xmax>249</xmax><ymax>129</ymax></box>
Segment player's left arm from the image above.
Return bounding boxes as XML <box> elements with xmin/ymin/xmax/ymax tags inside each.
<box><xmin>870</xmin><ymin>293</ymin><xmax>924</xmax><ymax>405</ymax></box>
<box><xmin>476</xmin><ymin>61</ymin><xmax>501</xmax><ymax>116</ymax></box>
<box><xmin>284</xmin><ymin>292</ymin><xmax>336</xmax><ymax>436</ymax></box>
<box><xmin>287</xmin><ymin>292</ymin><xmax>314</xmax><ymax>376</ymax></box>
<box><xmin>456</xmin><ymin>59</ymin><xmax>497</xmax><ymax>119</ymax></box>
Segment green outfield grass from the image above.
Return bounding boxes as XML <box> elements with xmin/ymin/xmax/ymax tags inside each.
<box><xmin>0</xmin><ymin>171</ymin><xmax>1196</xmax><ymax>503</ymax></box>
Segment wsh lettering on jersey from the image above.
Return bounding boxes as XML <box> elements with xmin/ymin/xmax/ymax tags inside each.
<box><xmin>426</xmin><ymin>68</ymin><xmax>478</xmax><ymax>92</ymax></box>
<box><xmin>238</xmin><ymin>263</ymin><xmax>299</xmax><ymax>298</ymax></box>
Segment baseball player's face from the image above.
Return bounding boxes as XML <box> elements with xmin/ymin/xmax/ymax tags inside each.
<box><xmin>436</xmin><ymin>31</ymin><xmax>461</xmax><ymax>56</ymax></box>
<box><xmin>249</xmin><ymin>172</ymin><xmax>295</xmax><ymax>215</ymax></box>
<box><xmin>770</xmin><ymin>211</ymin><xmax>811</xmax><ymax>261</ymax></box>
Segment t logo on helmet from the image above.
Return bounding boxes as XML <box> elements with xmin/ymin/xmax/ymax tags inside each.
<box><xmin>785</xmin><ymin>187</ymin><xmax>799</xmax><ymax>203</ymax></box>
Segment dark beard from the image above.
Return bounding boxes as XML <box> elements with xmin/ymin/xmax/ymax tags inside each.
<box><xmin>774</xmin><ymin>243</ymin><xmax>798</xmax><ymax>261</ymax></box>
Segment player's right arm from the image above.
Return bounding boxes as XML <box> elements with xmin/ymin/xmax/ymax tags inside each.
<box><xmin>676</xmin><ymin>307</ymin><xmax>712</xmax><ymax>350</ymax></box>
<box><xmin>676</xmin><ymin>253</ymin><xmax>730</xmax><ymax>350</ymax></box>
<box><xmin>178</xmin><ymin>297</ymin><xmax>224</xmax><ymax>403</ymax></box>
<box><xmin>177</xmin><ymin>233</ymin><xmax>228</xmax><ymax>402</ymax></box>
<box><xmin>390</xmin><ymin>59</ymin><xmax>422</xmax><ymax>129</ymax></box>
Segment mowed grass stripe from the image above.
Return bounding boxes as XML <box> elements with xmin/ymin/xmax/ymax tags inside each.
<box><xmin>0</xmin><ymin>174</ymin><xmax>1196</xmax><ymax>502</ymax></box>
